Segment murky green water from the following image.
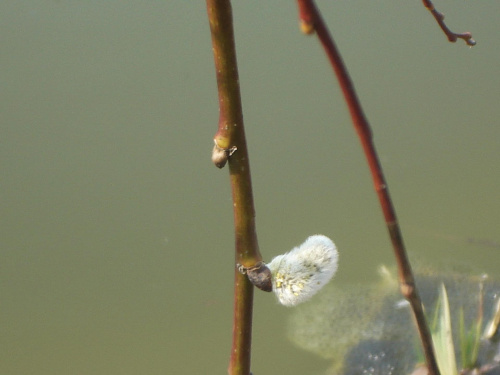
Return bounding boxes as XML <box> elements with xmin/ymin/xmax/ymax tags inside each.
<box><xmin>2</xmin><ymin>1</ymin><xmax>499</xmax><ymax>374</ymax></box>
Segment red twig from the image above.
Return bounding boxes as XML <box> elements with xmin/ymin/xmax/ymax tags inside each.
<box><xmin>296</xmin><ymin>1</ymin><xmax>441</xmax><ymax>374</ymax></box>
<box><xmin>422</xmin><ymin>0</ymin><xmax>476</xmax><ymax>46</ymax></box>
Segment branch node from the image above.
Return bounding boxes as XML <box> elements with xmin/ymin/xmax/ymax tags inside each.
<box><xmin>238</xmin><ymin>262</ymin><xmax>272</xmax><ymax>292</ymax></box>
<box><xmin>300</xmin><ymin>20</ymin><xmax>315</xmax><ymax>35</ymax></box>
<box><xmin>425</xmin><ymin>2</ymin><xmax>476</xmax><ymax>46</ymax></box>
<box><xmin>211</xmin><ymin>139</ymin><xmax>237</xmax><ymax>168</ymax></box>
<box><xmin>400</xmin><ymin>281</ymin><xmax>415</xmax><ymax>299</ymax></box>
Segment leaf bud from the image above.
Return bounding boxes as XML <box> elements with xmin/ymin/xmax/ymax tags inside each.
<box><xmin>246</xmin><ymin>262</ymin><xmax>272</xmax><ymax>292</ymax></box>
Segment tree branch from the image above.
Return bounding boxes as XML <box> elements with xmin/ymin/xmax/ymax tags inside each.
<box><xmin>205</xmin><ymin>1</ymin><xmax>265</xmax><ymax>374</ymax></box>
<box><xmin>296</xmin><ymin>1</ymin><xmax>441</xmax><ymax>374</ymax></box>
<box><xmin>422</xmin><ymin>0</ymin><xmax>476</xmax><ymax>46</ymax></box>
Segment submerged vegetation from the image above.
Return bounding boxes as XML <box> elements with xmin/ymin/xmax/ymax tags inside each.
<box><xmin>287</xmin><ymin>266</ymin><xmax>500</xmax><ymax>374</ymax></box>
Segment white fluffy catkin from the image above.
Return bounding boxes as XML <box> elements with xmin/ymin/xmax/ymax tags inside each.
<box><xmin>266</xmin><ymin>235</ymin><xmax>338</xmax><ymax>307</ymax></box>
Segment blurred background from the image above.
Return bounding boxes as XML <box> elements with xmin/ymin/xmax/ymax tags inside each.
<box><xmin>1</xmin><ymin>1</ymin><xmax>499</xmax><ymax>374</ymax></box>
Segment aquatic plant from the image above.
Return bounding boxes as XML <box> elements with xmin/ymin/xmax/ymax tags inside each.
<box><xmin>286</xmin><ymin>266</ymin><xmax>500</xmax><ymax>374</ymax></box>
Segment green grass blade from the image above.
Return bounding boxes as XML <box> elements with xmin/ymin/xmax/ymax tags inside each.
<box><xmin>431</xmin><ymin>283</ymin><xmax>458</xmax><ymax>375</ymax></box>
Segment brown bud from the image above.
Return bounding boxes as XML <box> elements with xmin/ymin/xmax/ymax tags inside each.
<box><xmin>246</xmin><ymin>262</ymin><xmax>272</xmax><ymax>292</ymax></box>
<box><xmin>211</xmin><ymin>140</ymin><xmax>237</xmax><ymax>169</ymax></box>
<box><xmin>212</xmin><ymin>143</ymin><xmax>228</xmax><ymax>168</ymax></box>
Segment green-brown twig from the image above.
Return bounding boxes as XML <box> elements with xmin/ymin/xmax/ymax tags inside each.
<box><xmin>206</xmin><ymin>1</ymin><xmax>264</xmax><ymax>374</ymax></box>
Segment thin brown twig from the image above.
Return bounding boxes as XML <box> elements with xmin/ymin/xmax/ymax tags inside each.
<box><xmin>205</xmin><ymin>0</ymin><xmax>264</xmax><ymax>374</ymax></box>
<box><xmin>421</xmin><ymin>0</ymin><xmax>476</xmax><ymax>46</ymax></box>
<box><xmin>296</xmin><ymin>1</ymin><xmax>441</xmax><ymax>374</ymax></box>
